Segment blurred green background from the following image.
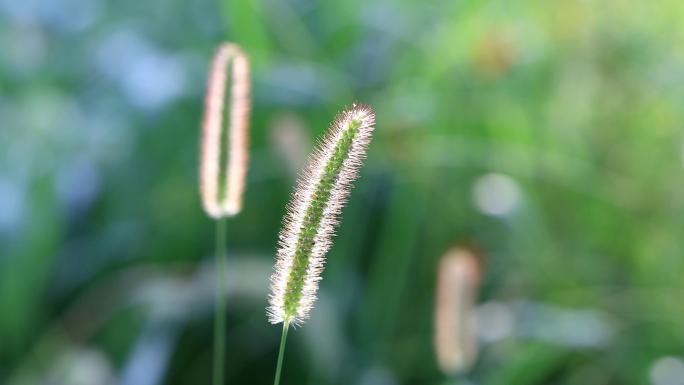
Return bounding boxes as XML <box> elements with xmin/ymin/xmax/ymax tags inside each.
<box><xmin>2</xmin><ymin>0</ymin><xmax>684</xmax><ymax>384</ymax></box>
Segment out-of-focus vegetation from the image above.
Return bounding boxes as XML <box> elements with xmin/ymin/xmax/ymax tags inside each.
<box><xmin>2</xmin><ymin>0</ymin><xmax>684</xmax><ymax>384</ymax></box>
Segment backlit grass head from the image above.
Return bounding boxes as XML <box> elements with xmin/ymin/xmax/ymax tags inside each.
<box><xmin>268</xmin><ymin>104</ymin><xmax>375</xmax><ymax>326</ymax></box>
<box><xmin>434</xmin><ymin>246</ymin><xmax>482</xmax><ymax>374</ymax></box>
<box><xmin>200</xmin><ymin>42</ymin><xmax>250</xmax><ymax>218</ymax></box>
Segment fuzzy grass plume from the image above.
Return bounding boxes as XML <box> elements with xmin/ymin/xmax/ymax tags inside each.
<box><xmin>200</xmin><ymin>42</ymin><xmax>250</xmax><ymax>218</ymax></box>
<box><xmin>434</xmin><ymin>247</ymin><xmax>482</xmax><ymax>375</ymax></box>
<box><xmin>268</xmin><ymin>104</ymin><xmax>375</xmax><ymax>326</ymax></box>
<box><xmin>199</xmin><ymin>42</ymin><xmax>251</xmax><ymax>385</ymax></box>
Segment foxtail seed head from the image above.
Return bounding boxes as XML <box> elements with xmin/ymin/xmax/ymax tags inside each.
<box><xmin>200</xmin><ymin>42</ymin><xmax>250</xmax><ymax>218</ymax></box>
<box><xmin>434</xmin><ymin>247</ymin><xmax>481</xmax><ymax>374</ymax></box>
<box><xmin>268</xmin><ymin>104</ymin><xmax>375</xmax><ymax>326</ymax></box>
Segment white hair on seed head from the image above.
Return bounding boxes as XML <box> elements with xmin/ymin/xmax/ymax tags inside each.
<box><xmin>200</xmin><ymin>42</ymin><xmax>250</xmax><ymax>218</ymax></box>
<box><xmin>268</xmin><ymin>104</ymin><xmax>375</xmax><ymax>326</ymax></box>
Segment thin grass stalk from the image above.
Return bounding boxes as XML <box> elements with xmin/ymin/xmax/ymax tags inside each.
<box><xmin>272</xmin><ymin>320</ymin><xmax>290</xmax><ymax>385</ymax></box>
<box><xmin>213</xmin><ymin>218</ymin><xmax>227</xmax><ymax>385</ymax></box>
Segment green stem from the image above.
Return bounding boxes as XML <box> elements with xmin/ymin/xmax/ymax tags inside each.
<box><xmin>273</xmin><ymin>321</ymin><xmax>290</xmax><ymax>385</ymax></box>
<box><xmin>213</xmin><ymin>218</ymin><xmax>228</xmax><ymax>385</ymax></box>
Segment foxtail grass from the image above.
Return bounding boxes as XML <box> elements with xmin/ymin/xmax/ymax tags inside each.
<box><xmin>200</xmin><ymin>42</ymin><xmax>250</xmax><ymax>218</ymax></box>
<box><xmin>268</xmin><ymin>104</ymin><xmax>375</xmax><ymax>385</ymax></box>
<box><xmin>199</xmin><ymin>42</ymin><xmax>250</xmax><ymax>385</ymax></box>
<box><xmin>434</xmin><ymin>246</ymin><xmax>481</xmax><ymax>375</ymax></box>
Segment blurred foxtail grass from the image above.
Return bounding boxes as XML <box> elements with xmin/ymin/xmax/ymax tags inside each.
<box><xmin>199</xmin><ymin>42</ymin><xmax>251</xmax><ymax>385</ymax></box>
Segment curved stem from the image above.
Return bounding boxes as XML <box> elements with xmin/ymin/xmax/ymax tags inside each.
<box><xmin>273</xmin><ymin>321</ymin><xmax>290</xmax><ymax>385</ymax></box>
<box><xmin>213</xmin><ymin>218</ymin><xmax>228</xmax><ymax>385</ymax></box>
